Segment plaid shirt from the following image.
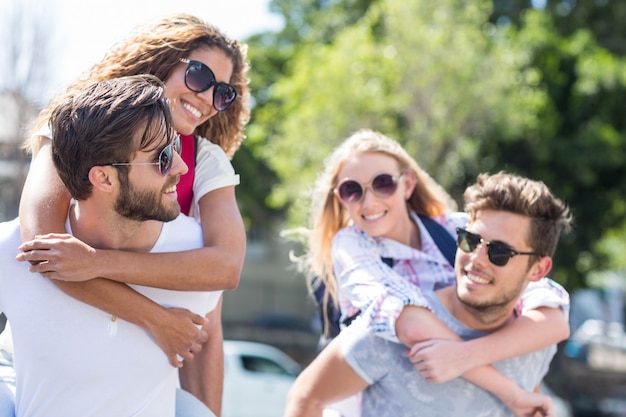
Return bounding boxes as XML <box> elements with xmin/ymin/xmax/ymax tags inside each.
<box><xmin>331</xmin><ymin>211</ymin><xmax>569</xmax><ymax>342</ymax></box>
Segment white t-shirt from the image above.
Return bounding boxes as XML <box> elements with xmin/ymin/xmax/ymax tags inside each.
<box><xmin>189</xmin><ymin>138</ymin><xmax>240</xmax><ymax>222</ymax></box>
<box><xmin>0</xmin><ymin>215</ymin><xmax>221</xmax><ymax>417</ymax></box>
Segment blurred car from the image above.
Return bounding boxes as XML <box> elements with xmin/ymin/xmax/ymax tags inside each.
<box><xmin>222</xmin><ymin>340</ymin><xmax>301</xmax><ymax>417</ymax></box>
<box><xmin>245</xmin><ymin>313</ymin><xmax>314</xmax><ymax>332</ymax></box>
<box><xmin>546</xmin><ymin>287</ymin><xmax>626</xmax><ymax>416</ymax></box>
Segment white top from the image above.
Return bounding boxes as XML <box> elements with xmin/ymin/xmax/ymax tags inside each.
<box><xmin>0</xmin><ymin>215</ymin><xmax>222</xmax><ymax>417</ymax></box>
<box><xmin>189</xmin><ymin>138</ymin><xmax>240</xmax><ymax>222</ymax></box>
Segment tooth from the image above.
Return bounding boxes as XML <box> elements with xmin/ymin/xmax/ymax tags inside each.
<box><xmin>364</xmin><ymin>212</ymin><xmax>384</xmax><ymax>221</ymax></box>
<box><xmin>183</xmin><ymin>103</ymin><xmax>201</xmax><ymax>118</ymax></box>
<box><xmin>467</xmin><ymin>273</ymin><xmax>489</xmax><ymax>284</ymax></box>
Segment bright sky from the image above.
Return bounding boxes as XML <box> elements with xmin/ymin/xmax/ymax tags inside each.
<box><xmin>1</xmin><ymin>0</ymin><xmax>283</xmax><ymax>101</ymax></box>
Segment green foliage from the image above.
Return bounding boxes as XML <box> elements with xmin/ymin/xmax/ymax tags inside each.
<box><xmin>260</xmin><ymin>0</ymin><xmax>551</xmax><ymax>227</ymax></box>
<box><xmin>475</xmin><ymin>9</ymin><xmax>626</xmax><ymax>289</ymax></box>
<box><xmin>492</xmin><ymin>0</ymin><xmax>626</xmax><ymax>55</ymax></box>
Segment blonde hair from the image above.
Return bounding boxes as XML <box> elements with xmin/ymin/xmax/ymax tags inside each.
<box><xmin>28</xmin><ymin>13</ymin><xmax>250</xmax><ymax>158</ymax></box>
<box><xmin>301</xmin><ymin>129</ymin><xmax>455</xmax><ymax>334</ymax></box>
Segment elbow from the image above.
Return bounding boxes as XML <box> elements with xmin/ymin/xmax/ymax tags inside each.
<box><xmin>201</xmin><ymin>268</ymin><xmax>240</xmax><ymax>292</ymax></box>
<box><xmin>396</xmin><ymin>323</ymin><xmax>425</xmax><ymax>348</ymax></box>
<box><xmin>223</xmin><ymin>272</ymin><xmax>241</xmax><ymax>291</ymax></box>
<box><xmin>395</xmin><ymin>305</ymin><xmax>434</xmax><ymax>347</ymax></box>
<box><xmin>395</xmin><ymin>317</ymin><xmax>417</xmax><ymax>347</ymax></box>
<box><xmin>196</xmin><ymin>252</ymin><xmax>242</xmax><ymax>291</ymax></box>
<box><xmin>549</xmin><ymin>308</ymin><xmax>571</xmax><ymax>343</ymax></box>
<box><xmin>223</xmin><ymin>257</ymin><xmax>242</xmax><ymax>291</ymax></box>
<box><xmin>558</xmin><ymin>320</ymin><xmax>571</xmax><ymax>343</ymax></box>
<box><xmin>284</xmin><ymin>386</ymin><xmax>324</xmax><ymax>417</ymax></box>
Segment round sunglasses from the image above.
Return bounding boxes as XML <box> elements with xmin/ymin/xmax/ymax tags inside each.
<box><xmin>110</xmin><ymin>135</ymin><xmax>182</xmax><ymax>176</ymax></box>
<box><xmin>334</xmin><ymin>172</ymin><xmax>405</xmax><ymax>204</ymax></box>
<box><xmin>455</xmin><ymin>227</ymin><xmax>542</xmax><ymax>267</ymax></box>
<box><xmin>179</xmin><ymin>58</ymin><xmax>237</xmax><ymax>112</ymax></box>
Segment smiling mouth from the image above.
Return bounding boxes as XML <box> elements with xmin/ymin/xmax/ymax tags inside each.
<box><xmin>465</xmin><ymin>271</ymin><xmax>491</xmax><ymax>285</ymax></box>
<box><xmin>182</xmin><ymin>102</ymin><xmax>202</xmax><ymax>118</ymax></box>
<box><xmin>164</xmin><ymin>184</ymin><xmax>177</xmax><ymax>194</ymax></box>
<box><xmin>362</xmin><ymin>211</ymin><xmax>386</xmax><ymax>221</ymax></box>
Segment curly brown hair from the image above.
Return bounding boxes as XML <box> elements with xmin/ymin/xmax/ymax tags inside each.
<box><xmin>28</xmin><ymin>13</ymin><xmax>250</xmax><ymax>158</ymax></box>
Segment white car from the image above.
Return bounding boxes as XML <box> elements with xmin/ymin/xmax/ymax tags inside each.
<box><xmin>222</xmin><ymin>340</ymin><xmax>302</xmax><ymax>417</ymax></box>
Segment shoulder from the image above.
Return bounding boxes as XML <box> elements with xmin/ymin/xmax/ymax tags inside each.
<box><xmin>420</xmin><ymin>211</ymin><xmax>468</xmax><ymax>235</ymax></box>
<box><xmin>332</xmin><ymin>225</ymin><xmax>376</xmax><ymax>250</ymax></box>
<box><xmin>193</xmin><ymin>137</ymin><xmax>239</xmax><ymax>196</ymax></box>
<box><xmin>30</xmin><ymin>124</ymin><xmax>53</xmax><ymax>157</ymax></box>
<box><xmin>166</xmin><ymin>214</ymin><xmax>201</xmax><ymax>231</ymax></box>
<box><xmin>195</xmin><ymin>137</ymin><xmax>235</xmax><ymax>170</ymax></box>
<box><xmin>438</xmin><ymin>211</ymin><xmax>468</xmax><ymax>229</ymax></box>
<box><xmin>339</xmin><ymin>322</ymin><xmax>402</xmax><ymax>383</ymax></box>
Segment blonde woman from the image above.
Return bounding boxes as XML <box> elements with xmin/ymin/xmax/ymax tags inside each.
<box><xmin>298</xmin><ymin>129</ymin><xmax>570</xmax><ymax>416</ymax></box>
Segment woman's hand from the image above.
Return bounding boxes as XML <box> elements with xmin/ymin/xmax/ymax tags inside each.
<box><xmin>503</xmin><ymin>387</ymin><xmax>555</xmax><ymax>417</ymax></box>
<box><xmin>407</xmin><ymin>339</ymin><xmax>476</xmax><ymax>383</ymax></box>
<box><xmin>16</xmin><ymin>233</ymin><xmax>98</xmax><ymax>281</ymax></box>
<box><xmin>147</xmin><ymin>307</ymin><xmax>210</xmax><ymax>368</ymax></box>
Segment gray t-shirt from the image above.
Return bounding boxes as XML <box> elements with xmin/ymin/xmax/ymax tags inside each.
<box><xmin>340</xmin><ymin>292</ymin><xmax>556</xmax><ymax>417</ymax></box>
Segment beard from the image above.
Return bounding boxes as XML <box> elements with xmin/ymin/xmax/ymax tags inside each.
<box><xmin>114</xmin><ymin>175</ymin><xmax>180</xmax><ymax>222</ymax></box>
<box><xmin>457</xmin><ymin>290</ymin><xmax>518</xmax><ymax>317</ymax></box>
<box><xmin>455</xmin><ymin>273</ymin><xmax>527</xmax><ymax>324</ymax></box>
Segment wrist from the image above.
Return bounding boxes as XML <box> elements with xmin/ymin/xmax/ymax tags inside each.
<box><xmin>463</xmin><ymin>338</ymin><xmax>487</xmax><ymax>369</ymax></box>
<box><xmin>496</xmin><ymin>379</ymin><xmax>524</xmax><ymax>407</ymax></box>
<box><xmin>466</xmin><ymin>366</ymin><xmax>520</xmax><ymax>403</ymax></box>
<box><xmin>90</xmin><ymin>248</ymin><xmax>111</xmax><ymax>280</ymax></box>
<box><xmin>140</xmin><ymin>304</ymin><xmax>168</xmax><ymax>331</ymax></box>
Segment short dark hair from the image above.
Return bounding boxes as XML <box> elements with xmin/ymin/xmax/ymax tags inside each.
<box><xmin>50</xmin><ymin>75</ymin><xmax>174</xmax><ymax>200</ymax></box>
<box><xmin>464</xmin><ymin>171</ymin><xmax>573</xmax><ymax>258</ymax></box>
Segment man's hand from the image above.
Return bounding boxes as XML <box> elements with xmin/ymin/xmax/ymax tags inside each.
<box><xmin>16</xmin><ymin>233</ymin><xmax>98</xmax><ymax>280</ymax></box>
<box><xmin>504</xmin><ymin>388</ymin><xmax>555</xmax><ymax>417</ymax></box>
<box><xmin>146</xmin><ymin>307</ymin><xmax>209</xmax><ymax>368</ymax></box>
<box><xmin>407</xmin><ymin>339</ymin><xmax>476</xmax><ymax>383</ymax></box>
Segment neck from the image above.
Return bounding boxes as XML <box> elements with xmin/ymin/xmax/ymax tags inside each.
<box><xmin>437</xmin><ymin>287</ymin><xmax>517</xmax><ymax>333</ymax></box>
<box><xmin>390</xmin><ymin>211</ymin><xmax>421</xmax><ymax>249</ymax></box>
<box><xmin>69</xmin><ymin>200</ymin><xmax>162</xmax><ymax>252</ymax></box>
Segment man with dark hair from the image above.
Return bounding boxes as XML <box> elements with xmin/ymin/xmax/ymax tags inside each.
<box><xmin>285</xmin><ymin>172</ymin><xmax>572</xmax><ymax>417</ymax></box>
<box><xmin>0</xmin><ymin>75</ymin><xmax>220</xmax><ymax>416</ymax></box>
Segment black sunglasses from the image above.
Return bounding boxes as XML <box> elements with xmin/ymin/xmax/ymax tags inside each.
<box><xmin>179</xmin><ymin>58</ymin><xmax>237</xmax><ymax>112</ymax></box>
<box><xmin>110</xmin><ymin>135</ymin><xmax>182</xmax><ymax>176</ymax></box>
<box><xmin>456</xmin><ymin>227</ymin><xmax>541</xmax><ymax>267</ymax></box>
<box><xmin>334</xmin><ymin>173</ymin><xmax>405</xmax><ymax>204</ymax></box>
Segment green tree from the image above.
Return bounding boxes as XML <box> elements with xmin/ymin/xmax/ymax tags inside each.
<box><xmin>234</xmin><ymin>0</ymin><xmax>380</xmax><ymax>231</ymax></box>
<box><xmin>492</xmin><ymin>0</ymin><xmax>626</xmax><ymax>55</ymax></box>
<box><xmin>478</xmin><ymin>10</ymin><xmax>626</xmax><ymax>288</ymax></box>
<box><xmin>258</xmin><ymin>0</ymin><xmax>545</xmax><ymax>225</ymax></box>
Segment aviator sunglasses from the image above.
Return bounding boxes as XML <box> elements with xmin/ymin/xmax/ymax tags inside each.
<box><xmin>334</xmin><ymin>172</ymin><xmax>405</xmax><ymax>204</ymax></box>
<box><xmin>110</xmin><ymin>135</ymin><xmax>182</xmax><ymax>176</ymax></box>
<box><xmin>179</xmin><ymin>58</ymin><xmax>237</xmax><ymax>111</ymax></box>
<box><xmin>456</xmin><ymin>227</ymin><xmax>542</xmax><ymax>267</ymax></box>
